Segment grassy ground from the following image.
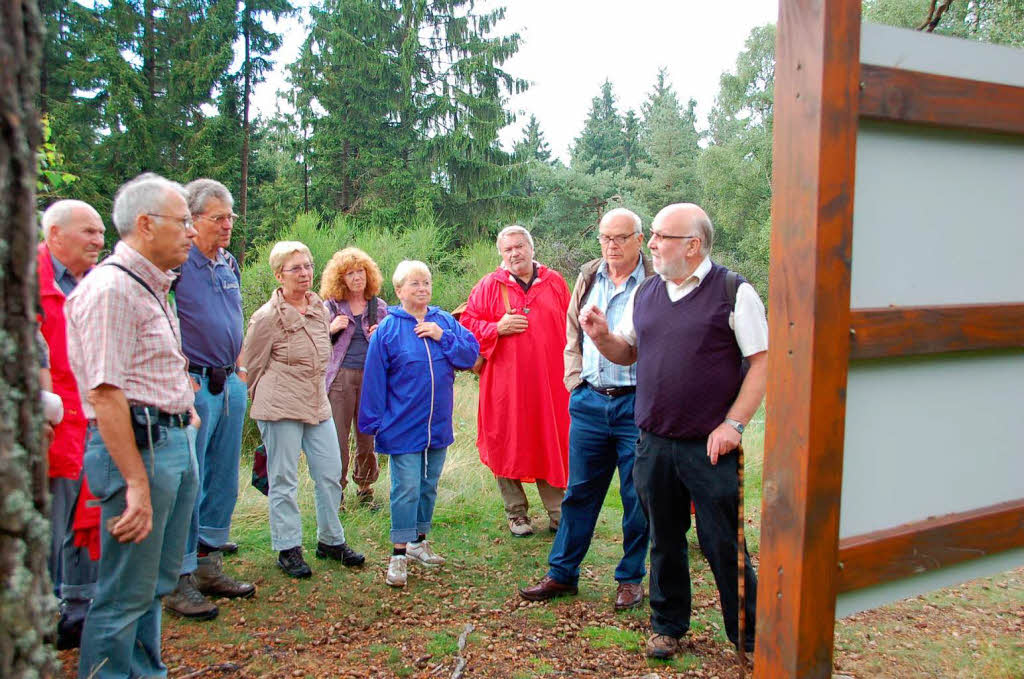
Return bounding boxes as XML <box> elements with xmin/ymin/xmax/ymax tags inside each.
<box><xmin>59</xmin><ymin>375</ymin><xmax>1023</xmax><ymax>678</ymax></box>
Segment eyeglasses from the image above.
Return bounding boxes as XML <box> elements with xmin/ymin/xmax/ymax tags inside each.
<box><xmin>649</xmin><ymin>231</ymin><xmax>698</xmax><ymax>242</ymax></box>
<box><xmin>282</xmin><ymin>263</ymin><xmax>314</xmax><ymax>274</ymax></box>
<box><xmin>197</xmin><ymin>212</ymin><xmax>238</xmax><ymax>225</ymax></box>
<box><xmin>598</xmin><ymin>233</ymin><xmax>639</xmax><ymax>245</ymax></box>
<box><xmin>147</xmin><ymin>213</ymin><xmax>194</xmax><ymax>231</ymax></box>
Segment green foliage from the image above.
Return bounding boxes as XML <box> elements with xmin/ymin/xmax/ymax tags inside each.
<box><xmin>863</xmin><ymin>0</ymin><xmax>1024</xmax><ymax>47</ymax></box>
<box><xmin>571</xmin><ymin>79</ymin><xmax>628</xmax><ymax>174</ymax></box>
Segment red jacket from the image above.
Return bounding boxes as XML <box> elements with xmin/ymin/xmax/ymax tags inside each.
<box><xmin>38</xmin><ymin>243</ymin><xmax>88</xmax><ymax>479</ymax></box>
<box><xmin>460</xmin><ymin>265</ymin><xmax>571</xmax><ymax>486</ymax></box>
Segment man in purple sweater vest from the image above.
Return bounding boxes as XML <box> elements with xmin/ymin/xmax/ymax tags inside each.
<box><xmin>580</xmin><ymin>203</ymin><xmax>768</xmax><ymax>660</ymax></box>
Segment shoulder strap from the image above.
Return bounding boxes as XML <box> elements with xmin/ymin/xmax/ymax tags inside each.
<box><xmin>500</xmin><ymin>284</ymin><xmax>512</xmax><ymax>314</ymax></box>
<box><xmin>104</xmin><ymin>262</ymin><xmax>177</xmax><ymax>335</ymax></box>
<box><xmin>725</xmin><ymin>269</ymin><xmax>741</xmax><ymax>308</ymax></box>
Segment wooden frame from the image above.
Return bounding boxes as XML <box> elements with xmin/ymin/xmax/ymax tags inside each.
<box><xmin>756</xmin><ymin>5</ymin><xmax>1024</xmax><ymax>678</ymax></box>
<box><xmin>849</xmin><ymin>303</ymin><xmax>1024</xmax><ymax>359</ymax></box>
<box><xmin>837</xmin><ymin>499</ymin><xmax>1024</xmax><ymax>593</ymax></box>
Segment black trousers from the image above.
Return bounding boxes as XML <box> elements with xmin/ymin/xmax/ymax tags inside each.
<box><xmin>633</xmin><ymin>429</ymin><xmax>757</xmax><ymax>648</ymax></box>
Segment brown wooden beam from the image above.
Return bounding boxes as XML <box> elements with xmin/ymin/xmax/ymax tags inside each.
<box><xmin>755</xmin><ymin>0</ymin><xmax>862</xmax><ymax>676</ymax></box>
<box><xmin>837</xmin><ymin>499</ymin><xmax>1024</xmax><ymax>593</ymax></box>
<box><xmin>850</xmin><ymin>304</ymin><xmax>1024</xmax><ymax>359</ymax></box>
<box><xmin>859</xmin><ymin>64</ymin><xmax>1024</xmax><ymax>136</ymax></box>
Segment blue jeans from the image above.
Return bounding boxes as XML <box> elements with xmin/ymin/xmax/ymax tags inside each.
<box><xmin>548</xmin><ymin>387</ymin><xmax>649</xmax><ymax>586</ymax></box>
<box><xmin>181</xmin><ymin>373</ymin><xmax>246</xmax><ymax>573</ymax></box>
<box><xmin>78</xmin><ymin>424</ymin><xmax>198</xmax><ymax>679</ymax></box>
<box><xmin>388</xmin><ymin>449</ymin><xmax>447</xmax><ymax>544</ymax></box>
<box><xmin>257</xmin><ymin>418</ymin><xmax>346</xmax><ymax>551</ymax></box>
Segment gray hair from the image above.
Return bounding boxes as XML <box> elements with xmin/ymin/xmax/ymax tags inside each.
<box><xmin>496</xmin><ymin>224</ymin><xmax>534</xmax><ymax>251</ymax></box>
<box><xmin>392</xmin><ymin>260</ymin><xmax>431</xmax><ymax>288</ymax></box>
<box><xmin>599</xmin><ymin>208</ymin><xmax>643</xmax><ymax>235</ymax></box>
<box><xmin>184</xmin><ymin>178</ymin><xmax>233</xmax><ymax>216</ymax></box>
<box><xmin>694</xmin><ymin>212</ymin><xmax>714</xmax><ymax>256</ymax></box>
<box><xmin>268</xmin><ymin>240</ymin><xmax>312</xmax><ymax>273</ymax></box>
<box><xmin>41</xmin><ymin>199</ymin><xmax>100</xmax><ymax>239</ymax></box>
<box><xmin>111</xmin><ymin>172</ymin><xmax>188</xmax><ymax>237</ymax></box>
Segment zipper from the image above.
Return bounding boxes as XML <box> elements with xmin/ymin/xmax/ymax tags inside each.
<box><xmin>422</xmin><ymin>334</ymin><xmax>435</xmax><ymax>478</ymax></box>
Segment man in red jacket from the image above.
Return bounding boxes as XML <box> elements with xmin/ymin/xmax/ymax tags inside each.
<box><xmin>460</xmin><ymin>226</ymin><xmax>571</xmax><ymax>537</ymax></box>
<box><xmin>38</xmin><ymin>199</ymin><xmax>106</xmax><ymax>649</ymax></box>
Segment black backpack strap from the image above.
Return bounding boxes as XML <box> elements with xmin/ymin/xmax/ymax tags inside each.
<box><xmin>103</xmin><ymin>262</ymin><xmax>177</xmax><ymax>335</ymax></box>
<box><xmin>725</xmin><ymin>269</ymin><xmax>741</xmax><ymax>309</ymax></box>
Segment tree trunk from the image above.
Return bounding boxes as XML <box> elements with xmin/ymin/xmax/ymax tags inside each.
<box><xmin>0</xmin><ymin>0</ymin><xmax>57</xmax><ymax>676</ymax></box>
<box><xmin>238</xmin><ymin>3</ymin><xmax>251</xmax><ymax>265</ymax></box>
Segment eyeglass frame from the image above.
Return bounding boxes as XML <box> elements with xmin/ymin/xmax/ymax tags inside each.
<box><xmin>597</xmin><ymin>232</ymin><xmax>642</xmax><ymax>246</ymax></box>
<box><xmin>281</xmin><ymin>263</ymin><xmax>315</xmax><ymax>274</ymax></box>
<box><xmin>196</xmin><ymin>212</ymin><xmax>239</xmax><ymax>225</ymax></box>
<box><xmin>146</xmin><ymin>213</ymin><xmax>194</xmax><ymax>231</ymax></box>
<box><xmin>649</xmin><ymin>230</ymin><xmax>698</xmax><ymax>242</ymax></box>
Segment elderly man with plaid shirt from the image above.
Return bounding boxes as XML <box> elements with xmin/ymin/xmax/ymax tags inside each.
<box><xmin>66</xmin><ymin>173</ymin><xmax>201</xmax><ymax>679</ymax></box>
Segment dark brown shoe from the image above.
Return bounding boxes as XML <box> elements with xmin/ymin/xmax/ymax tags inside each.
<box><xmin>195</xmin><ymin>552</ymin><xmax>256</xmax><ymax>599</ymax></box>
<box><xmin>518</xmin><ymin>575</ymin><xmax>578</xmax><ymax>602</ymax></box>
<box><xmin>646</xmin><ymin>633</ymin><xmax>680</xmax><ymax>659</ymax></box>
<box><xmin>614</xmin><ymin>582</ymin><xmax>644</xmax><ymax>610</ymax></box>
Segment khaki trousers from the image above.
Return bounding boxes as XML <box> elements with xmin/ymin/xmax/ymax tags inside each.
<box><xmin>328</xmin><ymin>367</ymin><xmax>380</xmax><ymax>490</ymax></box>
<box><xmin>496</xmin><ymin>476</ymin><xmax>565</xmax><ymax>522</ymax></box>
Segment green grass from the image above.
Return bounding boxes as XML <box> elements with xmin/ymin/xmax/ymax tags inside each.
<box><xmin>581</xmin><ymin>625</ymin><xmax>644</xmax><ymax>651</ymax></box>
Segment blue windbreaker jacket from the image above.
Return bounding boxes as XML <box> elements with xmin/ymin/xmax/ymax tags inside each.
<box><xmin>358</xmin><ymin>305</ymin><xmax>480</xmax><ymax>455</ymax></box>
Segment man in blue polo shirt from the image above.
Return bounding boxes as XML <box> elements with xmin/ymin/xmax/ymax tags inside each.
<box><xmin>519</xmin><ymin>208</ymin><xmax>652</xmax><ymax>610</ymax></box>
<box><xmin>164</xmin><ymin>179</ymin><xmax>255</xmax><ymax>619</ymax></box>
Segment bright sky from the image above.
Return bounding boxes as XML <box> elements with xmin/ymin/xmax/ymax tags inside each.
<box><xmin>253</xmin><ymin>0</ymin><xmax>780</xmax><ymax>163</ymax></box>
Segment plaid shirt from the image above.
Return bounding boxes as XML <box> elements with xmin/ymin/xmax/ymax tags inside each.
<box><xmin>65</xmin><ymin>242</ymin><xmax>194</xmax><ymax>418</ymax></box>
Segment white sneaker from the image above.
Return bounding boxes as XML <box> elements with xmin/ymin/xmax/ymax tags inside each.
<box><xmin>386</xmin><ymin>555</ymin><xmax>408</xmax><ymax>587</ymax></box>
<box><xmin>406</xmin><ymin>540</ymin><xmax>445</xmax><ymax>566</ymax></box>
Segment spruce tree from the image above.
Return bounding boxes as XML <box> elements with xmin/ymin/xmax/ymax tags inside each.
<box><xmin>571</xmin><ymin>79</ymin><xmax>627</xmax><ymax>174</ymax></box>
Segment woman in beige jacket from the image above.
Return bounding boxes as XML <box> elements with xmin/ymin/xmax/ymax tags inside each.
<box><xmin>242</xmin><ymin>241</ymin><xmax>365</xmax><ymax>578</ymax></box>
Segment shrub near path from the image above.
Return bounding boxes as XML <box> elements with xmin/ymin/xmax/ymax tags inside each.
<box><xmin>59</xmin><ymin>376</ymin><xmax>1023</xmax><ymax>678</ymax></box>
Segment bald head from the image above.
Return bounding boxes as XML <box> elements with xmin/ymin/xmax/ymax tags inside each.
<box><xmin>652</xmin><ymin>203</ymin><xmax>714</xmax><ymax>256</ymax></box>
<box><xmin>42</xmin><ymin>200</ymin><xmax>106</xmax><ymax>278</ymax></box>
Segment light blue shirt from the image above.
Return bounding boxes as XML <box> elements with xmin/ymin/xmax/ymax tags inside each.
<box><xmin>580</xmin><ymin>256</ymin><xmax>646</xmax><ymax>388</ymax></box>
<box><xmin>51</xmin><ymin>254</ymin><xmax>79</xmax><ymax>297</ymax></box>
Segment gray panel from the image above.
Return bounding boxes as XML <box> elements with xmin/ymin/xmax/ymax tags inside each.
<box><xmin>850</xmin><ymin>123</ymin><xmax>1024</xmax><ymax>308</ymax></box>
<box><xmin>861</xmin><ymin>23</ymin><xmax>1024</xmax><ymax>87</ymax></box>
<box><xmin>840</xmin><ymin>352</ymin><xmax>1024</xmax><ymax>539</ymax></box>
<box><xmin>836</xmin><ymin>548</ymin><xmax>1024</xmax><ymax>618</ymax></box>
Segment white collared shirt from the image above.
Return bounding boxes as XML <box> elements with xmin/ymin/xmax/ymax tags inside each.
<box><xmin>615</xmin><ymin>257</ymin><xmax>769</xmax><ymax>357</ymax></box>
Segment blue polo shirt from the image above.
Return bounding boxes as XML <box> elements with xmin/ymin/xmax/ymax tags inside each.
<box><xmin>176</xmin><ymin>245</ymin><xmax>243</xmax><ymax>367</ymax></box>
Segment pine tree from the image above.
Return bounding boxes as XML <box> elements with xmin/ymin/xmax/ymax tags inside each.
<box><xmin>622</xmin><ymin>109</ymin><xmax>645</xmax><ymax>177</ymax></box>
<box><xmin>513</xmin><ymin>114</ymin><xmax>552</xmax><ymax>163</ymax></box>
<box><xmin>571</xmin><ymin>79</ymin><xmax>627</xmax><ymax>174</ymax></box>
<box><xmin>636</xmin><ymin>68</ymin><xmax>701</xmax><ymax>214</ymax></box>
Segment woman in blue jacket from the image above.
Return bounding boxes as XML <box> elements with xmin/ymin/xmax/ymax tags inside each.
<box><xmin>358</xmin><ymin>260</ymin><xmax>480</xmax><ymax>587</ymax></box>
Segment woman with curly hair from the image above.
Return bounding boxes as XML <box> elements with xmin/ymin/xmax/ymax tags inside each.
<box><xmin>320</xmin><ymin>247</ymin><xmax>388</xmax><ymax>508</ymax></box>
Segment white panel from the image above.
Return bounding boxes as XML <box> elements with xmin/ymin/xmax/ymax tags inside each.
<box><xmin>850</xmin><ymin>123</ymin><xmax>1024</xmax><ymax>308</ymax></box>
<box><xmin>836</xmin><ymin>548</ymin><xmax>1024</xmax><ymax>618</ymax></box>
<box><xmin>861</xmin><ymin>23</ymin><xmax>1024</xmax><ymax>87</ymax></box>
<box><xmin>840</xmin><ymin>352</ymin><xmax>1024</xmax><ymax>539</ymax></box>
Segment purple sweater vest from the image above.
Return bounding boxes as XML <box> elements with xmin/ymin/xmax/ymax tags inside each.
<box><xmin>633</xmin><ymin>262</ymin><xmax>744</xmax><ymax>439</ymax></box>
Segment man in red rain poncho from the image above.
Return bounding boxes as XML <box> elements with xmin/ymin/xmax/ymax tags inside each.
<box><xmin>460</xmin><ymin>225</ymin><xmax>571</xmax><ymax>537</ymax></box>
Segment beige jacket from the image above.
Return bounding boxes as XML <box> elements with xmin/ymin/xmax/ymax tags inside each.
<box><xmin>243</xmin><ymin>288</ymin><xmax>332</xmax><ymax>424</ymax></box>
<box><xmin>563</xmin><ymin>253</ymin><xmax>654</xmax><ymax>392</ymax></box>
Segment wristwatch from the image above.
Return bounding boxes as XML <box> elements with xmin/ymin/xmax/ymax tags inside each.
<box><xmin>724</xmin><ymin>417</ymin><xmax>745</xmax><ymax>434</ymax></box>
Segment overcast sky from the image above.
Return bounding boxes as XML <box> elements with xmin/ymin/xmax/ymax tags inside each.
<box><xmin>252</xmin><ymin>0</ymin><xmax>780</xmax><ymax>163</ymax></box>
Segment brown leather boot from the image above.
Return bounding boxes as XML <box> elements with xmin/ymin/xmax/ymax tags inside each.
<box><xmin>194</xmin><ymin>552</ymin><xmax>256</xmax><ymax>599</ymax></box>
<box><xmin>164</xmin><ymin>574</ymin><xmax>218</xmax><ymax>620</ymax></box>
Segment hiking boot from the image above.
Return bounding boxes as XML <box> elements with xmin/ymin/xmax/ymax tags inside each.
<box><xmin>194</xmin><ymin>552</ymin><xmax>256</xmax><ymax>599</ymax></box>
<box><xmin>406</xmin><ymin>540</ymin><xmax>445</xmax><ymax>566</ymax></box>
<box><xmin>646</xmin><ymin>633</ymin><xmax>680</xmax><ymax>659</ymax></box>
<box><xmin>278</xmin><ymin>546</ymin><xmax>312</xmax><ymax>579</ymax></box>
<box><xmin>548</xmin><ymin>517</ymin><xmax>560</xmax><ymax>534</ymax></box>
<box><xmin>315</xmin><ymin>541</ymin><xmax>365</xmax><ymax>567</ymax></box>
<box><xmin>508</xmin><ymin>515</ymin><xmax>533</xmax><ymax>537</ymax></box>
<box><xmin>164</xmin><ymin>574</ymin><xmax>219</xmax><ymax>620</ymax></box>
<box><xmin>386</xmin><ymin>555</ymin><xmax>408</xmax><ymax>587</ymax></box>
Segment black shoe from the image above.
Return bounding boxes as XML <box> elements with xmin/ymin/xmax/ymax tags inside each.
<box><xmin>217</xmin><ymin>541</ymin><xmax>238</xmax><ymax>554</ymax></box>
<box><xmin>278</xmin><ymin>546</ymin><xmax>312</xmax><ymax>578</ymax></box>
<box><xmin>55</xmin><ymin>614</ymin><xmax>83</xmax><ymax>650</ymax></box>
<box><xmin>315</xmin><ymin>541</ymin><xmax>365</xmax><ymax>567</ymax></box>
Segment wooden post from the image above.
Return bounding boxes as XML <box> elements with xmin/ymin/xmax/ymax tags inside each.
<box><xmin>754</xmin><ymin>0</ymin><xmax>862</xmax><ymax>676</ymax></box>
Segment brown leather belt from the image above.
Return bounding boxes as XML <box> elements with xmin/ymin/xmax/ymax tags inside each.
<box><xmin>584</xmin><ymin>382</ymin><xmax>636</xmax><ymax>398</ymax></box>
